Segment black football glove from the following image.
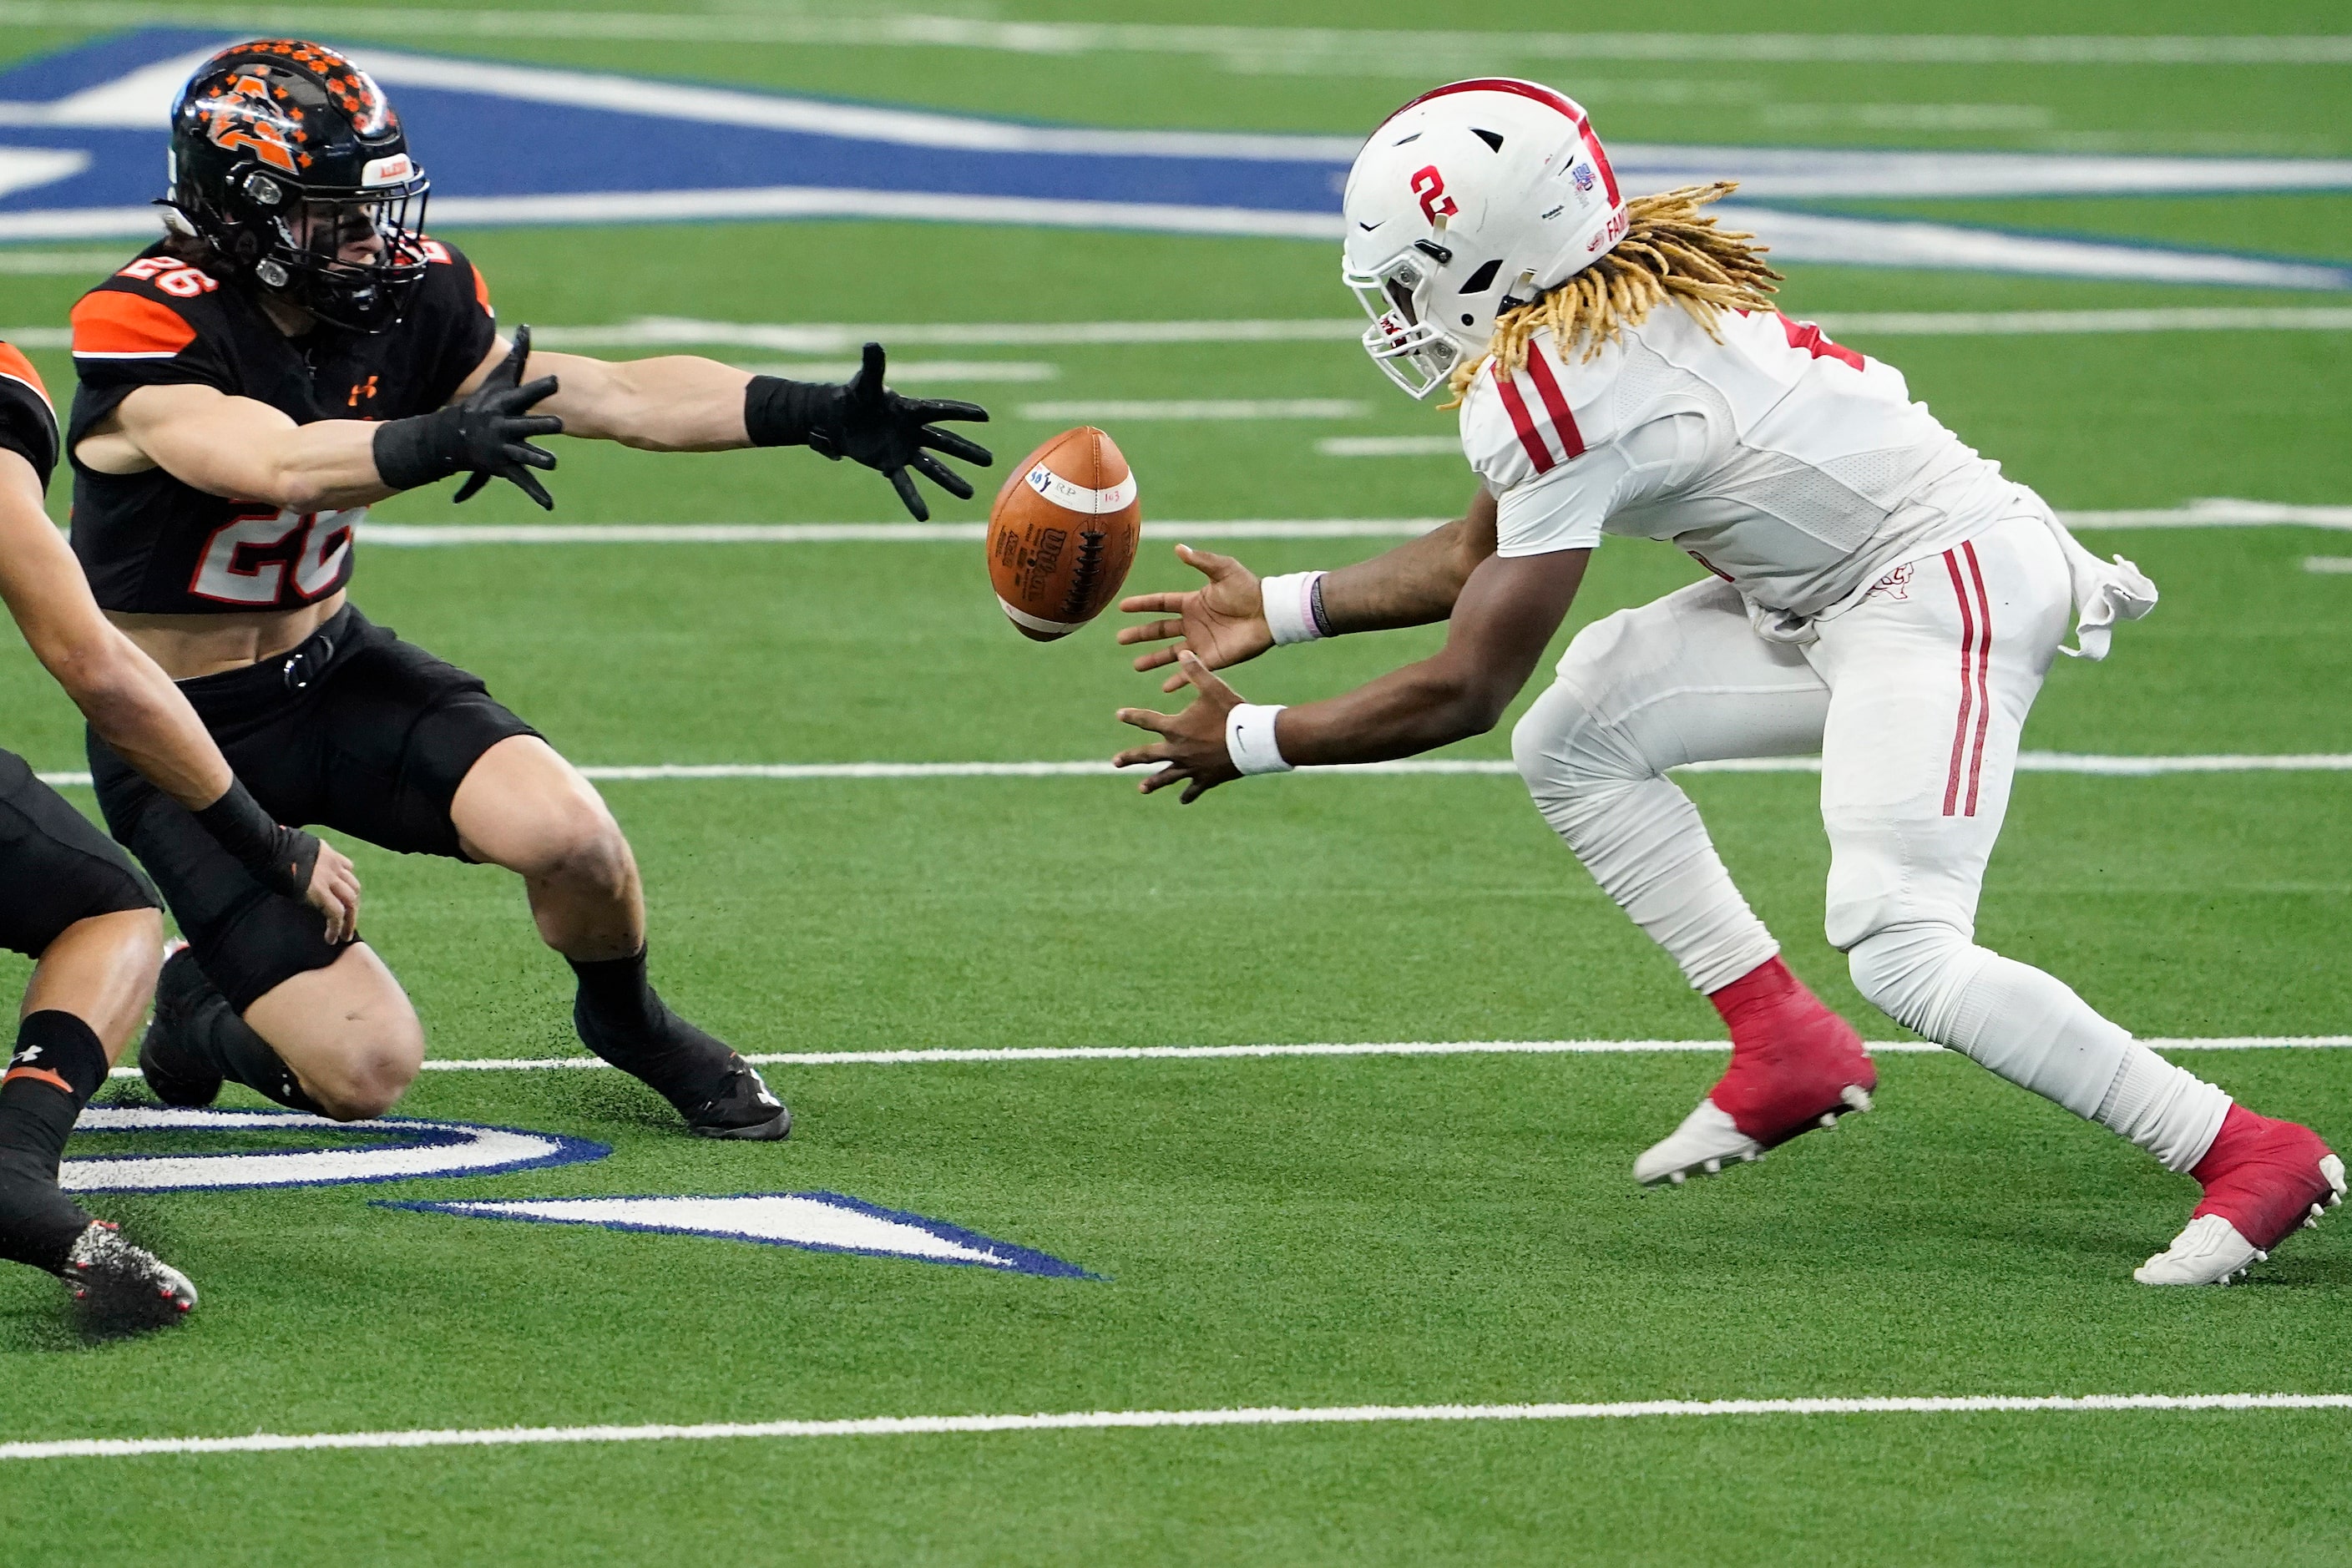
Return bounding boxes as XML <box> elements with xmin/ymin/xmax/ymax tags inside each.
<box><xmin>749</xmin><ymin>343</ymin><xmax>992</xmax><ymax>522</ymax></box>
<box><xmin>372</xmin><ymin>324</ymin><xmax>564</xmax><ymax>509</ymax></box>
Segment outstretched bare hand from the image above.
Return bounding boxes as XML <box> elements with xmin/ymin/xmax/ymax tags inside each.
<box><xmin>1115</xmin><ymin>544</ymin><xmax>1273</xmax><ymax>693</ymax></box>
<box><xmin>1112</xmin><ymin>650</ymin><xmax>1247</xmax><ymax>803</ymax></box>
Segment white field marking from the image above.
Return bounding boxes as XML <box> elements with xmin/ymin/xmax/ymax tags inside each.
<box><xmin>28</xmin><ymin>195</ymin><xmax>2344</xmax><ymax>286</ymax></box>
<box><xmin>534</xmin><ymin>318</ymin><xmax>1367</xmax><ymax>352</ymax></box>
<box><xmin>0</xmin><ymin>148</ymin><xmax>88</xmax><ymax>201</ymax></box>
<box><xmin>1717</xmin><ymin>205</ymin><xmax>2352</xmax><ymax>291</ymax></box>
<box><xmin>0</xmin><ymin>248</ymin><xmax>125</xmax><ymax>275</ymax></box>
<box><xmin>8</xmin><ymin>1391</ymin><xmax>2352</xmax><ymax>1464</ymax></box>
<box><xmin>349</xmin><ymin>519</ymin><xmax>1446</xmax><ymax>547</ymax></box>
<box><xmin>0</xmin><ymin>190</ymin><xmax>1346</xmax><ymax>246</ymax></box>
<box><xmin>1319</xmin><ymin>436</ymin><xmax>1461</xmax><ymax>458</ymax></box>
<box><xmin>101</xmin><ymin>1035</ymin><xmax>2352</xmax><ymax>1080</ymax></box>
<box><xmin>12</xmin><ymin>310</ymin><xmax>2352</xmax><ymax>356</ymax></box>
<box><xmin>2063</xmin><ymin>498</ymin><xmax>2352</xmax><ymax>530</ymax></box>
<box><xmin>2305</xmin><ymin>556</ymin><xmax>2352</xmax><ymax>574</ymax></box>
<box><xmin>0</xmin><ymin>5</ymin><xmax>2347</xmax><ymax>65</ymax></box>
<box><xmin>1827</xmin><ymin>307</ymin><xmax>2352</xmax><ymax>335</ymax></box>
<box><xmin>332</xmin><ymin>498</ymin><xmax>2352</xmax><ymax>547</ymax></box>
<box><xmin>1015</xmin><ymin>398</ymin><xmax>1368</xmax><ymax>421</ymax></box>
<box><xmin>736</xmin><ymin>359</ymin><xmax>1057</xmax><ymax>384</ymax></box>
<box><xmin>37</xmin><ymin>753</ymin><xmax>2352</xmax><ymax>792</ymax></box>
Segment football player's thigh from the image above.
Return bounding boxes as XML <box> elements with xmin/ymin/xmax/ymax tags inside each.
<box><xmin>1540</xmin><ymin>575</ymin><xmax>1830</xmax><ymax>769</ymax></box>
<box><xmin>448</xmin><ymin>734</ymin><xmax>623</xmax><ymax>878</ymax></box>
<box><xmin>1809</xmin><ymin>526</ymin><xmax>2068</xmax><ymax>946</ymax></box>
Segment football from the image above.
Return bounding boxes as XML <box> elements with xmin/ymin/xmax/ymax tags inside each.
<box><xmin>985</xmin><ymin>426</ymin><xmax>1142</xmax><ymax>641</ymax></box>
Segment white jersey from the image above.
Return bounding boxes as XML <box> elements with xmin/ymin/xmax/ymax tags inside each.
<box><xmin>1459</xmin><ymin>306</ymin><xmax>2032</xmax><ymax>623</ymax></box>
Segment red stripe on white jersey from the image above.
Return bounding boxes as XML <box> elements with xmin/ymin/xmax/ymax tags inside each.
<box><xmin>1520</xmin><ymin>347</ymin><xmax>1586</xmax><ymax>460</ymax></box>
<box><xmin>1492</xmin><ymin>366</ymin><xmax>1555</xmax><ymax>475</ymax></box>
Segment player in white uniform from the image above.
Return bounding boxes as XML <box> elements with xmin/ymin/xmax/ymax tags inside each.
<box><xmin>1114</xmin><ymin>78</ymin><xmax>2343</xmax><ymax>1285</ymax></box>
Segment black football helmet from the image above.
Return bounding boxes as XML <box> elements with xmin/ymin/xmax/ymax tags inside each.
<box><xmin>163</xmin><ymin>40</ymin><xmax>430</xmax><ymax>333</ymax></box>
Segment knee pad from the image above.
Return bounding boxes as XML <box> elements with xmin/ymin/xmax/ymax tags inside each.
<box><xmin>1847</xmin><ymin>923</ymin><xmax>1991</xmax><ymax>1037</ymax></box>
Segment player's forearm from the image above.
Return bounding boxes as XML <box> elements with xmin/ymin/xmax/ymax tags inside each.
<box><xmin>187</xmin><ymin>419</ymin><xmax>391</xmax><ymax>513</ymax></box>
<box><xmin>1321</xmin><ymin>513</ymin><xmax>1500</xmax><ymax>634</ymax></box>
<box><xmin>62</xmin><ymin>635</ymin><xmax>235</xmax><ymax>808</ymax></box>
<box><xmin>1273</xmin><ymin>656</ymin><xmax>1514</xmax><ymax>765</ymax></box>
<box><xmin>0</xmin><ymin>476</ymin><xmax>238</xmax><ymax>807</ymax></box>
<box><xmin>531</xmin><ymin>352</ymin><xmax>752</xmax><ymax>451</ymax></box>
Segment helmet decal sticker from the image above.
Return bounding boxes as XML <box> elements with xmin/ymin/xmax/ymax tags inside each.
<box><xmin>1410</xmin><ymin>165</ymin><xmax>1457</xmax><ymax>224</ymax></box>
<box><xmin>197</xmin><ymin>73</ymin><xmax>301</xmax><ymax>174</ymax></box>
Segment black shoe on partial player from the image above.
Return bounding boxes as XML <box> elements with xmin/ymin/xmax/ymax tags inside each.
<box><xmin>64</xmin><ymin>1221</ymin><xmax>196</xmax><ymax>1338</ymax></box>
<box><xmin>684</xmin><ymin>1059</ymin><xmax>792</xmax><ymax>1141</ymax></box>
<box><xmin>138</xmin><ymin>944</ymin><xmax>223</xmax><ymax>1109</ymax></box>
<box><xmin>573</xmin><ymin>989</ymin><xmax>791</xmax><ymax>1141</ymax></box>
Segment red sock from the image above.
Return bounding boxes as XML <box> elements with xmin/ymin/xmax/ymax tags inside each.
<box><xmin>2189</xmin><ymin>1105</ymin><xmax>2336</xmax><ymax>1250</ymax></box>
<box><xmin>1707</xmin><ymin>956</ymin><xmax>1803</xmax><ymax>1042</ymax></box>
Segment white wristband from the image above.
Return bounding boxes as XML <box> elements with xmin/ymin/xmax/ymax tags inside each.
<box><xmin>1225</xmin><ymin>703</ymin><xmax>1294</xmax><ymax>776</ymax></box>
<box><xmin>1260</xmin><ymin>571</ymin><xmax>1327</xmax><ymax>645</ymax></box>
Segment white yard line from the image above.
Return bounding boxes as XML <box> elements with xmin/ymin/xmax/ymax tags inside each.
<box><xmin>13</xmin><ymin>310</ymin><xmax>2352</xmax><ymax>355</ymax></box>
<box><xmin>735</xmin><ymin>359</ymin><xmax>1057</xmax><ymax>383</ymax></box>
<box><xmin>8</xmin><ymin>1391</ymin><xmax>2350</xmax><ymax>1463</ymax></box>
<box><xmin>1014</xmin><ymin>398</ymin><xmax>1368</xmax><ymax>421</ymax></box>
<box><xmin>1319</xmin><ymin>436</ymin><xmax>1461</xmax><ymax>458</ymax></box>
<box><xmin>332</xmin><ymin>500</ymin><xmax>2352</xmax><ymax>548</ymax></box>
<box><xmin>38</xmin><ymin>754</ymin><xmax>2352</xmax><ymax>792</ymax></box>
<box><xmin>2305</xmin><ymin>556</ymin><xmax>2352</xmax><ymax>574</ymax></box>
<box><xmin>100</xmin><ymin>1035</ymin><xmax>2352</xmax><ymax>1079</ymax></box>
<box><xmin>36</xmin><ymin>754</ymin><xmax>2352</xmax><ymax>792</ymax></box>
<box><xmin>0</xmin><ymin>6</ymin><xmax>2346</xmax><ymax>65</ymax></box>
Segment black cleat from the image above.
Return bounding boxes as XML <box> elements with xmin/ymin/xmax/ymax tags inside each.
<box><xmin>139</xmin><ymin>943</ymin><xmax>223</xmax><ymax>1109</ymax></box>
<box><xmin>64</xmin><ymin>1221</ymin><xmax>196</xmax><ymax>1339</ymax></box>
<box><xmin>574</xmin><ymin>991</ymin><xmax>791</xmax><ymax>1140</ymax></box>
<box><xmin>684</xmin><ymin>1058</ymin><xmax>792</xmax><ymax>1141</ymax></box>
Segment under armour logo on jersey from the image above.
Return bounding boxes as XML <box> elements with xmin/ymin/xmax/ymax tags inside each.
<box><xmin>1410</xmin><ymin>165</ymin><xmax>1457</xmax><ymax>224</ymax></box>
<box><xmin>347</xmin><ymin>375</ymin><xmax>377</xmax><ymax>407</ymax></box>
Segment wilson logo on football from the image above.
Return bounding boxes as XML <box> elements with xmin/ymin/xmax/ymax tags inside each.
<box><xmin>1410</xmin><ymin>165</ymin><xmax>1458</xmax><ymax>223</ymax></box>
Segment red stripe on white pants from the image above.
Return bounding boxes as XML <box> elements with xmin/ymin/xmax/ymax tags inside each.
<box><xmin>1961</xmin><ymin>541</ymin><xmax>1995</xmax><ymax>816</ymax></box>
<box><xmin>1941</xmin><ymin>549</ymin><xmax>1975</xmax><ymax>817</ymax></box>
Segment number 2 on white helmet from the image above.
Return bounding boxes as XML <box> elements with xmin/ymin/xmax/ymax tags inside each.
<box><xmin>1341</xmin><ymin>78</ymin><xmax>1627</xmax><ymax>399</ymax></box>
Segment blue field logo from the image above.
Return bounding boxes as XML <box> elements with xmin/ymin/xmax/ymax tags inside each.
<box><xmin>383</xmin><ymin>1192</ymin><xmax>1100</xmax><ymax>1277</ymax></box>
<box><xmin>63</xmin><ymin>1105</ymin><xmax>609</xmax><ymax>1193</ymax></box>
<box><xmin>1</xmin><ymin>29</ymin><xmax>2347</xmax><ymax>289</ymax></box>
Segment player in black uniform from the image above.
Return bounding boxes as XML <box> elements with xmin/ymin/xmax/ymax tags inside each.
<box><xmin>1</xmin><ymin>338</ymin><xmax>362</xmax><ymax>1333</ymax></box>
<box><xmin>69</xmin><ymin>41</ymin><xmax>991</xmax><ymax>1137</ymax></box>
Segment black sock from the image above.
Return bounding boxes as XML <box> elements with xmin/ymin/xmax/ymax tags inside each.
<box><xmin>570</xmin><ymin>945</ymin><xmax>660</xmax><ymax>1037</ymax></box>
<box><xmin>569</xmin><ymin>947</ymin><xmax>731</xmax><ymax>1106</ymax></box>
<box><xmin>166</xmin><ymin>952</ymin><xmax>326</xmax><ymax>1114</ymax></box>
<box><xmin>0</xmin><ymin>1010</ymin><xmax>105</xmax><ymax>1274</ymax></box>
<box><xmin>195</xmin><ymin>991</ymin><xmax>325</xmax><ymax>1114</ymax></box>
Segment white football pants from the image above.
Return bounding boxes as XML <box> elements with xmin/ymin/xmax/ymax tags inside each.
<box><xmin>1512</xmin><ymin>513</ymin><xmax>2228</xmax><ymax>1171</ymax></box>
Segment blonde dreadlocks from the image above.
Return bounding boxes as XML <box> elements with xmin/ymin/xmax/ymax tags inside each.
<box><xmin>1445</xmin><ymin>182</ymin><xmax>1782</xmax><ymax>404</ymax></box>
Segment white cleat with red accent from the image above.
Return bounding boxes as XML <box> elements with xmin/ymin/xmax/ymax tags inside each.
<box><xmin>1635</xmin><ymin>1098</ymin><xmax>1762</xmax><ymax>1187</ymax></box>
<box><xmin>2135</xmin><ymin>1107</ymin><xmax>2344</xmax><ymax>1286</ymax></box>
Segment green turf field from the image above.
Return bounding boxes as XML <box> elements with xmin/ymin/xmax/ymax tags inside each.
<box><xmin>2</xmin><ymin>3</ymin><xmax>2350</xmax><ymax>1562</ymax></box>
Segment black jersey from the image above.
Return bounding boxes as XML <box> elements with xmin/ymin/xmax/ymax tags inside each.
<box><xmin>0</xmin><ymin>340</ymin><xmax>59</xmax><ymax>489</ymax></box>
<box><xmin>66</xmin><ymin>239</ymin><xmax>496</xmax><ymax>615</ymax></box>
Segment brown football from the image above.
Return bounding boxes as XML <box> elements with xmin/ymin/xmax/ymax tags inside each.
<box><xmin>986</xmin><ymin>426</ymin><xmax>1141</xmax><ymax>641</ymax></box>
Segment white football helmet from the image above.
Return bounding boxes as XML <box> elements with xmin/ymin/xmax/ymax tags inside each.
<box><xmin>1342</xmin><ymin>78</ymin><xmax>1628</xmax><ymax>398</ymax></box>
